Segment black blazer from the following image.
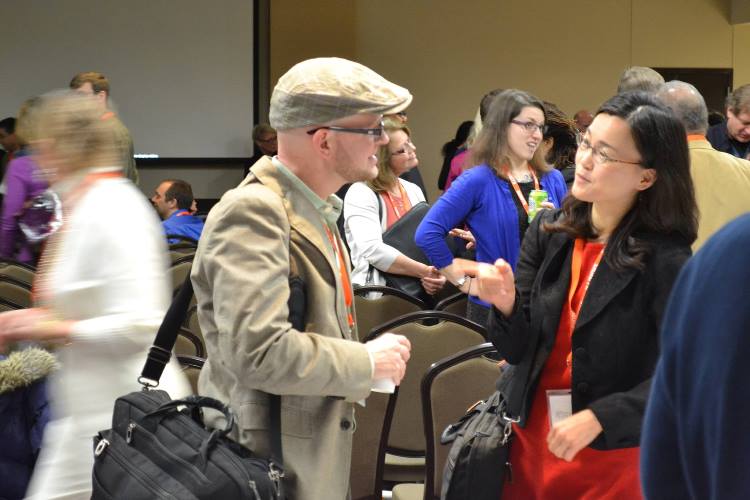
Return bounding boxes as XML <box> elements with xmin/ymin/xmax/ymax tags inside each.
<box><xmin>489</xmin><ymin>209</ymin><xmax>691</xmax><ymax>450</ymax></box>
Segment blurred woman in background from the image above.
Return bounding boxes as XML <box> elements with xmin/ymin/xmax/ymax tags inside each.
<box><xmin>532</xmin><ymin>102</ymin><xmax>579</xmax><ymax>188</ymax></box>
<box><xmin>0</xmin><ymin>90</ymin><xmax>189</xmax><ymax>499</ymax></box>
<box><xmin>0</xmin><ymin>98</ymin><xmax>49</xmax><ymax>265</ymax></box>
<box><xmin>438</xmin><ymin>119</ymin><xmax>473</xmax><ymax>191</ymax></box>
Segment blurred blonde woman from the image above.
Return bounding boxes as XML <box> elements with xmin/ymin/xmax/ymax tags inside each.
<box><xmin>0</xmin><ymin>90</ymin><xmax>189</xmax><ymax>500</ymax></box>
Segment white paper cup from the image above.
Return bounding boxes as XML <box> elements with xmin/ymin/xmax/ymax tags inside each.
<box><xmin>371</xmin><ymin>378</ymin><xmax>396</xmax><ymax>394</ymax></box>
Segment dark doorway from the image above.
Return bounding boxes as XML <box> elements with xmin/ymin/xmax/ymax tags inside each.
<box><xmin>653</xmin><ymin>68</ymin><xmax>733</xmax><ymax>115</ymax></box>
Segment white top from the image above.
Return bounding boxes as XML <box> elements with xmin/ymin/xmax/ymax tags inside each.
<box><xmin>343</xmin><ymin>178</ymin><xmax>426</xmax><ymax>287</ymax></box>
<box><xmin>26</xmin><ymin>170</ymin><xmax>189</xmax><ymax>499</ymax></box>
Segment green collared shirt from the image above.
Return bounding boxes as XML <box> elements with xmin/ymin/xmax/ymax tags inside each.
<box><xmin>272</xmin><ymin>157</ymin><xmax>344</xmax><ymax>259</ymax></box>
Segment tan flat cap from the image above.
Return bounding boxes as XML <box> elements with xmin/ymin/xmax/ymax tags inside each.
<box><xmin>269</xmin><ymin>57</ymin><xmax>412</xmax><ymax>130</ymax></box>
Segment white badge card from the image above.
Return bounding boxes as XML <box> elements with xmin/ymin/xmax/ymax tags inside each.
<box><xmin>546</xmin><ymin>389</ymin><xmax>572</xmax><ymax>428</ymax></box>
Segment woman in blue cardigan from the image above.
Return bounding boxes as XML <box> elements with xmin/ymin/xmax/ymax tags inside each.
<box><xmin>415</xmin><ymin>89</ymin><xmax>567</xmax><ymax>327</ymax></box>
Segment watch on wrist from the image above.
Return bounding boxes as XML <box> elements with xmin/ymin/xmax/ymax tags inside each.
<box><xmin>455</xmin><ymin>275</ymin><xmax>469</xmax><ymax>288</ymax></box>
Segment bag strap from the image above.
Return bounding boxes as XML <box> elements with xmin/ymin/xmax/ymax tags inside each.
<box><xmin>365</xmin><ymin>188</ymin><xmax>385</xmax><ymax>284</ymax></box>
<box><xmin>139</xmin><ymin>273</ymin><xmax>194</xmax><ymax>387</ymax></box>
<box><xmin>139</xmin><ymin>271</ymin><xmax>285</xmax><ymax>467</ymax></box>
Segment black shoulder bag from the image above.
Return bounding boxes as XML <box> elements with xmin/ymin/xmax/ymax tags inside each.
<box><xmin>91</xmin><ymin>274</ymin><xmax>285</xmax><ymax>499</ymax></box>
<box><xmin>365</xmin><ymin>193</ymin><xmax>432</xmax><ymax>301</ymax></box>
<box><xmin>439</xmin><ymin>362</ymin><xmax>528</xmax><ymax>500</ymax></box>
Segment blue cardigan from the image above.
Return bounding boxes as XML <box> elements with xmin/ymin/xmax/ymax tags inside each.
<box><xmin>415</xmin><ymin>164</ymin><xmax>567</xmax><ymax>306</ymax></box>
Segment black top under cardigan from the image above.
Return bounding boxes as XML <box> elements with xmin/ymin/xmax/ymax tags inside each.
<box><xmin>489</xmin><ymin>209</ymin><xmax>691</xmax><ymax>450</ymax></box>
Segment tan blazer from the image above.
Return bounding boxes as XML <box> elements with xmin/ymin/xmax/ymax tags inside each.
<box><xmin>192</xmin><ymin>157</ymin><xmax>373</xmax><ymax>499</ymax></box>
<box><xmin>690</xmin><ymin>139</ymin><xmax>750</xmax><ymax>250</ymax></box>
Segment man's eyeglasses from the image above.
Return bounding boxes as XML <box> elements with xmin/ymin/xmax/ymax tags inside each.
<box><xmin>511</xmin><ymin>120</ymin><xmax>547</xmax><ymax>135</ymax></box>
<box><xmin>307</xmin><ymin>121</ymin><xmax>385</xmax><ymax>138</ymax></box>
<box><xmin>577</xmin><ymin>137</ymin><xmax>642</xmax><ymax>167</ymax></box>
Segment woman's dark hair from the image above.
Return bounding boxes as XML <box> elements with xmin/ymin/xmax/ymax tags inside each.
<box><xmin>547</xmin><ymin>91</ymin><xmax>698</xmax><ymax>271</ymax></box>
<box><xmin>438</xmin><ymin>120</ymin><xmax>473</xmax><ymax>189</ymax></box>
<box><xmin>540</xmin><ymin>102</ymin><xmax>578</xmax><ymax>169</ymax></box>
<box><xmin>470</xmin><ymin>89</ymin><xmax>548</xmax><ymax>176</ymax></box>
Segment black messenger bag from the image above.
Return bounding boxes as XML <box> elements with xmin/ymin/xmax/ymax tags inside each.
<box><xmin>91</xmin><ymin>275</ymin><xmax>285</xmax><ymax>499</ymax></box>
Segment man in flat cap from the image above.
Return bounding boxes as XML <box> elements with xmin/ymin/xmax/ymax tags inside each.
<box><xmin>191</xmin><ymin>58</ymin><xmax>413</xmax><ymax>499</ymax></box>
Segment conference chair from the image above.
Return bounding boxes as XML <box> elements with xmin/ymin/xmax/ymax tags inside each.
<box><xmin>434</xmin><ymin>292</ymin><xmax>468</xmax><ymax>319</ymax></box>
<box><xmin>354</xmin><ymin>285</ymin><xmax>425</xmax><ymax>340</ymax></box>
<box><xmin>350</xmin><ymin>389</ymin><xmax>397</xmax><ymax>500</ymax></box>
<box><xmin>0</xmin><ymin>259</ymin><xmax>35</xmax><ymax>287</ymax></box>
<box><xmin>167</xmin><ymin>235</ymin><xmax>198</xmax><ymax>264</ymax></box>
<box><xmin>392</xmin><ymin>343</ymin><xmax>501</xmax><ymax>500</ymax></box>
<box><xmin>176</xmin><ymin>354</ymin><xmax>205</xmax><ymax>395</ymax></box>
<box><xmin>174</xmin><ymin>327</ymin><xmax>205</xmax><ymax>358</ymax></box>
<box><xmin>0</xmin><ymin>276</ymin><xmax>32</xmax><ymax>309</ymax></box>
<box><xmin>169</xmin><ymin>255</ymin><xmax>194</xmax><ymax>297</ymax></box>
<box><xmin>365</xmin><ymin>311</ymin><xmax>487</xmax><ymax>485</ymax></box>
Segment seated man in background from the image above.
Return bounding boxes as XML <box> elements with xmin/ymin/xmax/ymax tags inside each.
<box><xmin>151</xmin><ymin>179</ymin><xmax>204</xmax><ymax>242</ymax></box>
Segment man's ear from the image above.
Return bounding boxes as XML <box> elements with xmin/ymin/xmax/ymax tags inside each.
<box><xmin>309</xmin><ymin>129</ymin><xmax>333</xmax><ymax>158</ymax></box>
<box><xmin>166</xmin><ymin>197</ymin><xmax>178</xmax><ymax>210</ymax></box>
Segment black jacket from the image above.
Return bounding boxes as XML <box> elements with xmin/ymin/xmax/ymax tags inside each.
<box><xmin>706</xmin><ymin>121</ymin><xmax>749</xmax><ymax>159</ymax></box>
<box><xmin>489</xmin><ymin>209</ymin><xmax>691</xmax><ymax>450</ymax></box>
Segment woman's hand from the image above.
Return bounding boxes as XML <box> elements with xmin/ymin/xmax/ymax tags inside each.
<box><xmin>421</xmin><ymin>266</ymin><xmax>446</xmax><ymax>295</ymax></box>
<box><xmin>547</xmin><ymin>409</ymin><xmax>603</xmax><ymax>462</ymax></box>
<box><xmin>452</xmin><ymin>258</ymin><xmax>516</xmax><ymax>317</ymax></box>
<box><xmin>0</xmin><ymin>308</ymin><xmax>73</xmax><ymax>350</ymax></box>
<box><xmin>540</xmin><ymin>201</ymin><xmax>555</xmax><ymax>210</ymax></box>
<box><xmin>449</xmin><ymin>228</ymin><xmax>476</xmax><ymax>250</ymax></box>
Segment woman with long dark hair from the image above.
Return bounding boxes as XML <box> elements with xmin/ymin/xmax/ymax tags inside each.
<box><xmin>531</xmin><ymin>102</ymin><xmax>579</xmax><ymax>187</ymax></box>
<box><xmin>437</xmin><ymin>120</ymin><xmax>473</xmax><ymax>191</ymax></box>
<box><xmin>416</xmin><ymin>89</ymin><xmax>567</xmax><ymax>327</ymax></box>
<box><xmin>459</xmin><ymin>92</ymin><xmax>697</xmax><ymax>498</ymax></box>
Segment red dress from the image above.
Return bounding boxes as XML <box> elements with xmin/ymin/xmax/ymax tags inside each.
<box><xmin>503</xmin><ymin>241</ymin><xmax>642</xmax><ymax>500</ymax></box>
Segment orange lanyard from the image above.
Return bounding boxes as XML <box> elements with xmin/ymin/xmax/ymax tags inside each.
<box><xmin>324</xmin><ymin>225</ymin><xmax>354</xmax><ymax>327</ymax></box>
<box><xmin>382</xmin><ymin>182</ymin><xmax>411</xmax><ymax>219</ymax></box>
<box><xmin>565</xmin><ymin>238</ymin><xmax>605</xmax><ymax>366</ymax></box>
<box><xmin>505</xmin><ymin>164</ymin><xmax>540</xmax><ymax>215</ymax></box>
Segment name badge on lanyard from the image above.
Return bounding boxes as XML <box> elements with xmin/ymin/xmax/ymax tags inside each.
<box><xmin>546</xmin><ymin>389</ymin><xmax>572</xmax><ymax>428</ymax></box>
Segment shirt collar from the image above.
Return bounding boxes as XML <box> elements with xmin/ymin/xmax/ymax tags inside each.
<box><xmin>272</xmin><ymin>156</ymin><xmax>342</xmax><ymax>226</ymax></box>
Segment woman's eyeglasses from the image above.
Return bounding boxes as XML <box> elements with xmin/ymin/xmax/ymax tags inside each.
<box><xmin>577</xmin><ymin>137</ymin><xmax>642</xmax><ymax>167</ymax></box>
<box><xmin>511</xmin><ymin>120</ymin><xmax>547</xmax><ymax>135</ymax></box>
<box><xmin>390</xmin><ymin>140</ymin><xmax>416</xmax><ymax>156</ymax></box>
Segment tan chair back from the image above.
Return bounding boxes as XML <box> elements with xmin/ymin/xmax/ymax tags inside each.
<box><xmin>169</xmin><ymin>256</ymin><xmax>193</xmax><ymax>297</ymax></box>
<box><xmin>354</xmin><ymin>285</ymin><xmax>425</xmax><ymax>339</ymax></box>
<box><xmin>368</xmin><ymin>311</ymin><xmax>487</xmax><ymax>455</ymax></box>
<box><xmin>0</xmin><ymin>277</ymin><xmax>32</xmax><ymax>309</ymax></box>
<box><xmin>423</xmin><ymin>343</ymin><xmax>500</xmax><ymax>498</ymax></box>
<box><xmin>176</xmin><ymin>355</ymin><xmax>205</xmax><ymax>395</ymax></box>
<box><xmin>0</xmin><ymin>259</ymin><xmax>35</xmax><ymax>287</ymax></box>
<box><xmin>434</xmin><ymin>292</ymin><xmax>468</xmax><ymax>318</ymax></box>
<box><xmin>350</xmin><ymin>390</ymin><xmax>395</xmax><ymax>500</ymax></box>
